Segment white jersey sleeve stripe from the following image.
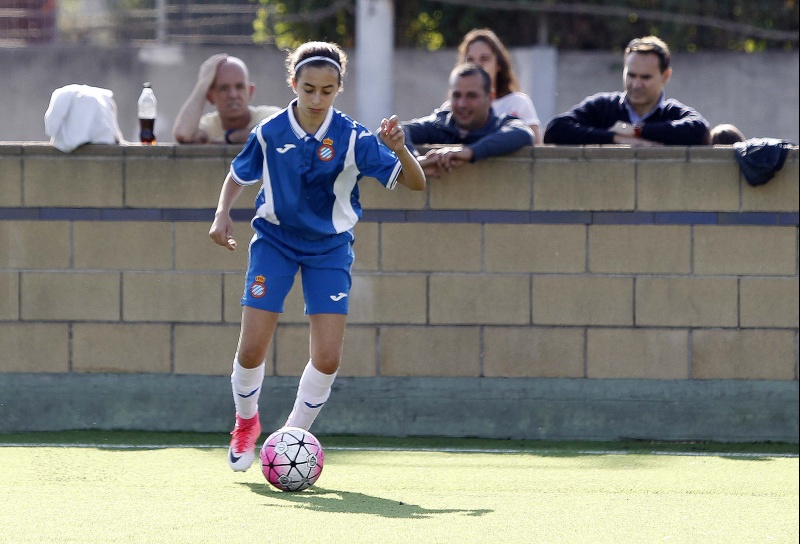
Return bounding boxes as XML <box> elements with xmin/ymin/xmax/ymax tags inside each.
<box><xmin>385</xmin><ymin>161</ymin><xmax>402</xmax><ymax>191</ymax></box>
<box><xmin>229</xmin><ymin>167</ymin><xmax>250</xmax><ymax>186</ymax></box>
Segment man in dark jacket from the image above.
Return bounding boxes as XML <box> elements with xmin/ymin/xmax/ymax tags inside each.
<box><xmin>402</xmin><ymin>63</ymin><xmax>534</xmax><ymax>177</ymax></box>
<box><xmin>544</xmin><ymin>36</ymin><xmax>709</xmax><ymax>146</ymax></box>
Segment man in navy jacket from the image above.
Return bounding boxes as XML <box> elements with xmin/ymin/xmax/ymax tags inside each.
<box><xmin>402</xmin><ymin>63</ymin><xmax>534</xmax><ymax>177</ymax></box>
<box><xmin>544</xmin><ymin>36</ymin><xmax>709</xmax><ymax>146</ymax></box>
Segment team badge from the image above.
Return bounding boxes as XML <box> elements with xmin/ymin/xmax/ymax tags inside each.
<box><xmin>249</xmin><ymin>275</ymin><xmax>267</xmax><ymax>298</ymax></box>
<box><xmin>317</xmin><ymin>138</ymin><xmax>334</xmax><ymax>161</ymax></box>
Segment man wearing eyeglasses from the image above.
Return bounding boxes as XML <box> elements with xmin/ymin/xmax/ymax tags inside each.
<box><xmin>543</xmin><ymin>36</ymin><xmax>709</xmax><ymax>146</ymax></box>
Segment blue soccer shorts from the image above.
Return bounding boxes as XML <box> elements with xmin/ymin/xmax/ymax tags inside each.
<box><xmin>241</xmin><ymin>219</ymin><xmax>354</xmax><ymax>315</ymax></box>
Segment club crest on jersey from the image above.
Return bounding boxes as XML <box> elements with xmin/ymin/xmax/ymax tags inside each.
<box><xmin>249</xmin><ymin>275</ymin><xmax>267</xmax><ymax>298</ymax></box>
<box><xmin>317</xmin><ymin>138</ymin><xmax>334</xmax><ymax>161</ymax></box>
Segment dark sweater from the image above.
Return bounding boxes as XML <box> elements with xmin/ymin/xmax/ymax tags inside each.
<box><xmin>402</xmin><ymin>109</ymin><xmax>533</xmax><ymax>161</ymax></box>
<box><xmin>544</xmin><ymin>91</ymin><xmax>709</xmax><ymax>145</ymax></box>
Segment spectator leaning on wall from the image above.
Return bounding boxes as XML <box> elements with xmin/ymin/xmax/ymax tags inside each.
<box><xmin>401</xmin><ymin>63</ymin><xmax>534</xmax><ymax>178</ymax></box>
<box><xmin>173</xmin><ymin>53</ymin><xmax>280</xmax><ymax>144</ymax></box>
<box><xmin>543</xmin><ymin>36</ymin><xmax>709</xmax><ymax>146</ymax></box>
<box><xmin>443</xmin><ymin>28</ymin><xmax>543</xmax><ymax>144</ymax></box>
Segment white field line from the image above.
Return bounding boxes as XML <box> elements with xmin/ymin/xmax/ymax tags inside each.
<box><xmin>0</xmin><ymin>443</ymin><xmax>796</xmax><ymax>458</ymax></box>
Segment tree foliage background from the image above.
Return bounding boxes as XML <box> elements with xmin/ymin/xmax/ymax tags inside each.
<box><xmin>252</xmin><ymin>0</ymin><xmax>798</xmax><ymax>52</ymax></box>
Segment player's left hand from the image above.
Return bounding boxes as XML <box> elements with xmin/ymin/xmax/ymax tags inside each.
<box><xmin>379</xmin><ymin>115</ymin><xmax>405</xmax><ymax>152</ymax></box>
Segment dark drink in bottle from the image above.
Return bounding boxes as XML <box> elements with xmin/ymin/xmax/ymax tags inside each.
<box><xmin>139</xmin><ymin>117</ymin><xmax>156</xmax><ymax>145</ymax></box>
<box><xmin>138</xmin><ymin>82</ymin><xmax>157</xmax><ymax>145</ymax></box>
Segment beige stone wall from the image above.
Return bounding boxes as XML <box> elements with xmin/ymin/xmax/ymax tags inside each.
<box><xmin>1</xmin><ymin>143</ymin><xmax>797</xmax><ymax>382</ymax></box>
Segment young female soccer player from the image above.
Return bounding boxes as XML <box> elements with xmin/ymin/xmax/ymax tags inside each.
<box><xmin>209</xmin><ymin>41</ymin><xmax>425</xmax><ymax>471</ymax></box>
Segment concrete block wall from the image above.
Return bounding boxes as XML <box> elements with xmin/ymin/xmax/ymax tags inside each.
<box><xmin>0</xmin><ymin>142</ymin><xmax>798</xmax><ymax>381</ymax></box>
<box><xmin>0</xmin><ymin>142</ymin><xmax>797</xmax><ymax>440</ymax></box>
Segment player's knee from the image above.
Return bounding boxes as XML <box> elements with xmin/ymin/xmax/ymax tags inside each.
<box><xmin>237</xmin><ymin>346</ymin><xmax>267</xmax><ymax>368</ymax></box>
<box><xmin>312</xmin><ymin>353</ymin><xmax>340</xmax><ymax>375</ymax></box>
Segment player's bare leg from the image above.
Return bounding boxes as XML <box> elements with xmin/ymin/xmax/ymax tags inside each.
<box><xmin>228</xmin><ymin>306</ymin><xmax>279</xmax><ymax>471</ymax></box>
<box><xmin>284</xmin><ymin>313</ymin><xmax>346</xmax><ymax>430</ymax></box>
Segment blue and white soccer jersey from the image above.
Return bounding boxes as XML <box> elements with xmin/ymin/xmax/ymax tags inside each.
<box><xmin>231</xmin><ymin>100</ymin><xmax>402</xmax><ymax>315</ymax></box>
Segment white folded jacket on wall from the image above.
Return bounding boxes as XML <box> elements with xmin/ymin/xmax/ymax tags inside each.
<box><xmin>44</xmin><ymin>84</ymin><xmax>125</xmax><ymax>153</ymax></box>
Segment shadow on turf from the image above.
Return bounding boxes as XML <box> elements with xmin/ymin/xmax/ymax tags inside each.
<box><xmin>241</xmin><ymin>483</ymin><xmax>492</xmax><ymax>519</ymax></box>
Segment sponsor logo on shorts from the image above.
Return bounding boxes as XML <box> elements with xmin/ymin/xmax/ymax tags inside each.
<box><xmin>318</xmin><ymin>138</ymin><xmax>335</xmax><ymax>161</ymax></box>
<box><xmin>330</xmin><ymin>292</ymin><xmax>348</xmax><ymax>301</ymax></box>
<box><xmin>250</xmin><ymin>275</ymin><xmax>267</xmax><ymax>298</ymax></box>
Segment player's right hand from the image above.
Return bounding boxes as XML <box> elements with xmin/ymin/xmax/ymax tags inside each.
<box><xmin>209</xmin><ymin>215</ymin><xmax>237</xmax><ymax>251</ymax></box>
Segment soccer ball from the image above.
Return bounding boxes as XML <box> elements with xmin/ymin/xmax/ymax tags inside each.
<box><xmin>260</xmin><ymin>427</ymin><xmax>324</xmax><ymax>492</ymax></box>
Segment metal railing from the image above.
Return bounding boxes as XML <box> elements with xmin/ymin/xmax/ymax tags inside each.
<box><xmin>0</xmin><ymin>0</ymin><xmax>266</xmax><ymax>47</ymax></box>
<box><xmin>0</xmin><ymin>0</ymin><xmax>57</xmax><ymax>46</ymax></box>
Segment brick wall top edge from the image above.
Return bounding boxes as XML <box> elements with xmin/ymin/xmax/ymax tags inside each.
<box><xmin>5</xmin><ymin>142</ymin><xmax>798</xmax><ymax>216</ymax></box>
<box><xmin>3</xmin><ymin>142</ymin><xmax>797</xmax><ymax>158</ymax></box>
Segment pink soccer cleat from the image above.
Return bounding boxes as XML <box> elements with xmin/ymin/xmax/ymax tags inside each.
<box><xmin>228</xmin><ymin>413</ymin><xmax>262</xmax><ymax>471</ymax></box>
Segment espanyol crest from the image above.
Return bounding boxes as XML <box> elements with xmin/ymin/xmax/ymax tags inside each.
<box><xmin>249</xmin><ymin>275</ymin><xmax>267</xmax><ymax>298</ymax></box>
<box><xmin>317</xmin><ymin>138</ymin><xmax>334</xmax><ymax>161</ymax></box>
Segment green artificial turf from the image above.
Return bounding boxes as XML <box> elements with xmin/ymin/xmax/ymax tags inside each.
<box><xmin>0</xmin><ymin>432</ymin><xmax>797</xmax><ymax>544</ymax></box>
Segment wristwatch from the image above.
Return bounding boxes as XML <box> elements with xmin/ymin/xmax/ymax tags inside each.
<box><xmin>634</xmin><ymin>123</ymin><xmax>644</xmax><ymax>138</ymax></box>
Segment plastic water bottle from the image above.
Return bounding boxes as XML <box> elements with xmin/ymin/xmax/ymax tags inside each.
<box><xmin>138</xmin><ymin>82</ymin><xmax>157</xmax><ymax>145</ymax></box>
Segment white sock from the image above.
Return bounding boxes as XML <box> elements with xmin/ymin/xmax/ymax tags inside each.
<box><xmin>231</xmin><ymin>355</ymin><xmax>265</xmax><ymax>420</ymax></box>
<box><xmin>285</xmin><ymin>360</ymin><xmax>337</xmax><ymax>430</ymax></box>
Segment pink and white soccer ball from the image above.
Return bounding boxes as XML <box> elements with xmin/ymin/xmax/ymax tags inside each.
<box><xmin>260</xmin><ymin>427</ymin><xmax>324</xmax><ymax>492</ymax></box>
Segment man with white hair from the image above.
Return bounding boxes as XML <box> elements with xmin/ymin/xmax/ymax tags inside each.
<box><xmin>173</xmin><ymin>54</ymin><xmax>280</xmax><ymax>144</ymax></box>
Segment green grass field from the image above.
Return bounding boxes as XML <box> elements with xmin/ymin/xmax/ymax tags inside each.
<box><xmin>1</xmin><ymin>432</ymin><xmax>797</xmax><ymax>544</ymax></box>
